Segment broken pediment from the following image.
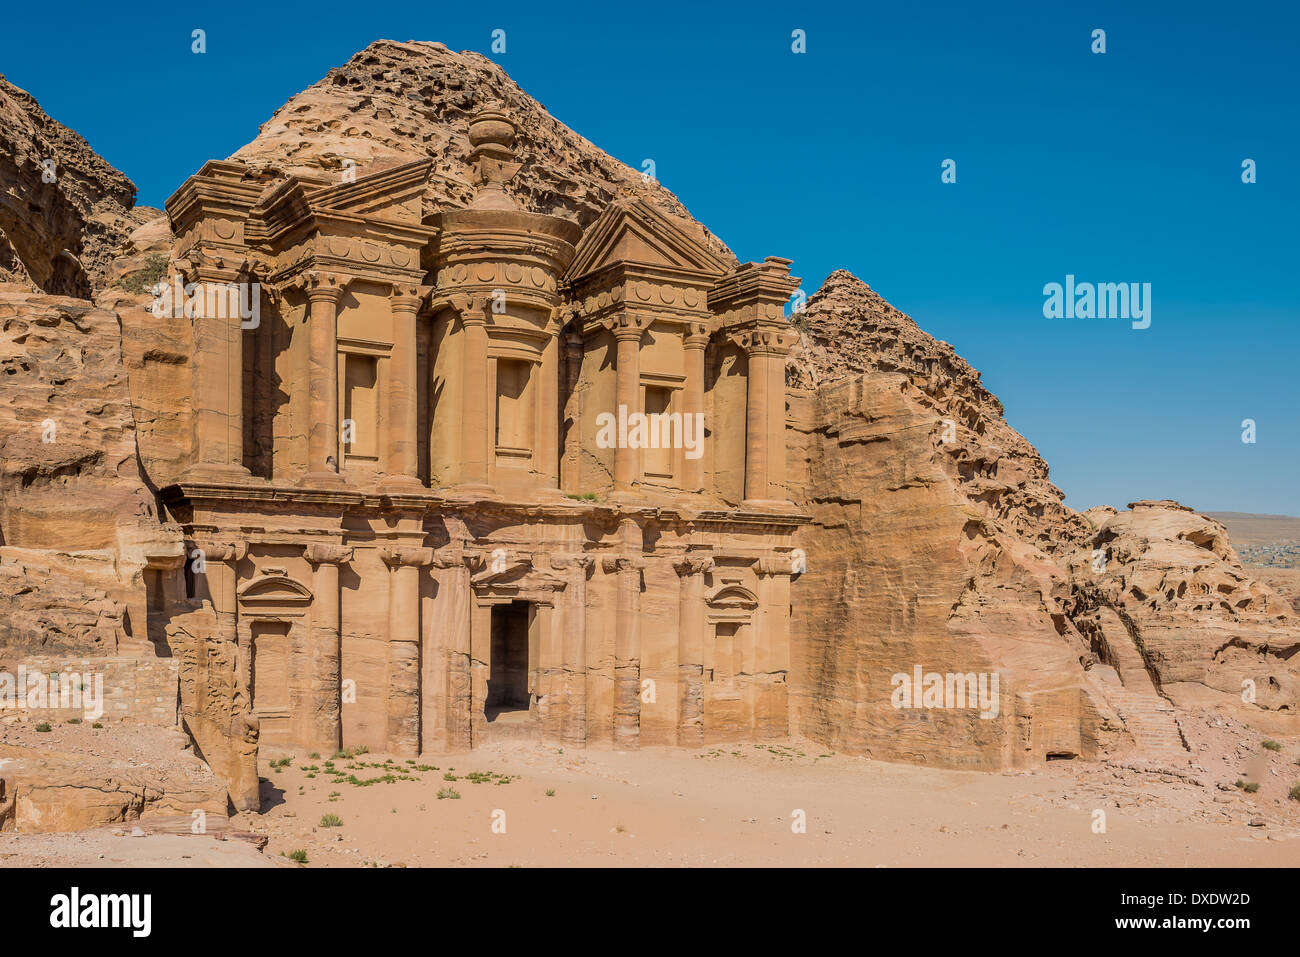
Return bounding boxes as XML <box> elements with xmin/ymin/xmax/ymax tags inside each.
<box><xmin>565</xmin><ymin>197</ymin><xmax>729</xmax><ymax>284</ymax></box>
<box><xmin>471</xmin><ymin>561</ymin><xmax>568</xmax><ymax>592</ymax></box>
<box><xmin>304</xmin><ymin>158</ymin><xmax>433</xmax><ymax>223</ymax></box>
<box><xmin>237</xmin><ymin>574</ymin><xmax>313</xmax><ymax>606</ymax></box>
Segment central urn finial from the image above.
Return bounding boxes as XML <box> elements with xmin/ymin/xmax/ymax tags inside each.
<box><xmin>468</xmin><ymin>102</ymin><xmax>522</xmax><ymax>210</ymax></box>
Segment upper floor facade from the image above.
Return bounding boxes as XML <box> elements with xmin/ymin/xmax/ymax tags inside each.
<box><xmin>163</xmin><ymin>106</ymin><xmax>802</xmax><ymax>512</ymax></box>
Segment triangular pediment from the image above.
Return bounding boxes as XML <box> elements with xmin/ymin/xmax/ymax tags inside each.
<box><xmin>566</xmin><ymin>198</ymin><xmax>728</xmax><ymax>283</ymax></box>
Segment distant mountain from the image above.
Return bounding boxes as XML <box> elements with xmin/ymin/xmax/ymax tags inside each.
<box><xmin>1206</xmin><ymin>512</ymin><xmax>1300</xmax><ymax>546</ymax></box>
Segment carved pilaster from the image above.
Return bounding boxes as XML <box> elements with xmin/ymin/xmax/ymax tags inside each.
<box><xmin>602</xmin><ymin>554</ymin><xmax>646</xmax><ymax>747</ymax></box>
<box><xmin>380</xmin><ymin>545</ymin><xmax>433</xmax><ymax>756</ymax></box>
<box><xmin>304</xmin><ymin>543</ymin><xmax>353</xmax><ymax>753</ymax></box>
<box><xmin>674</xmin><ymin>552</ymin><xmax>714</xmax><ymax>746</ymax></box>
<box><xmin>383</xmin><ymin>284</ymin><xmax>430</xmax><ymax>489</ymax></box>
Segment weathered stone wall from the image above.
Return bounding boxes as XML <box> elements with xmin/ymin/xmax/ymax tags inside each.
<box><xmin>0</xmin><ymin>655</ymin><xmax>178</xmax><ymax>724</ymax></box>
<box><xmin>786</xmin><ymin>274</ymin><xmax>1123</xmax><ymax>768</ymax></box>
<box><xmin>789</xmin><ymin>373</ymin><xmax>1112</xmax><ymax>768</ymax></box>
<box><xmin>0</xmin><ymin>288</ymin><xmax>186</xmax><ymax>655</ymax></box>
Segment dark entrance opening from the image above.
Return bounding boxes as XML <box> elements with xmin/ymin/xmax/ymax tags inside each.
<box><xmin>487</xmin><ymin>600</ymin><xmax>531</xmax><ymax>720</ymax></box>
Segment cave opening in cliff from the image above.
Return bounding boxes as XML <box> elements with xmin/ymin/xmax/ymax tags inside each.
<box><xmin>487</xmin><ymin>600</ymin><xmax>532</xmax><ymax>720</ymax></box>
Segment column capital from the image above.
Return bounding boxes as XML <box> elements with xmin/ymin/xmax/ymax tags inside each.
<box><xmin>436</xmin><ymin>292</ymin><xmax>490</xmax><ymax>326</ymax></box>
<box><xmin>674</xmin><ymin>553</ymin><xmax>715</xmax><ymax>577</ymax></box>
<box><xmin>756</xmin><ymin>556</ymin><xmax>796</xmax><ymax>578</ymax></box>
<box><xmin>683</xmin><ymin>320</ymin><xmax>711</xmax><ymax>349</ymax></box>
<box><xmin>550</xmin><ymin>553</ymin><xmax>595</xmax><ymax>573</ymax></box>
<box><xmin>303</xmin><ymin>270</ymin><xmax>347</xmax><ymax>305</ymax></box>
<box><xmin>430</xmin><ymin>545</ymin><xmax>480</xmax><ymax>570</ymax></box>
<box><xmin>380</xmin><ymin>545</ymin><xmax>434</xmax><ymax>569</ymax></box>
<box><xmin>198</xmin><ymin>541</ymin><xmax>248</xmax><ymax>564</ymax></box>
<box><xmin>389</xmin><ymin>283</ymin><xmax>431</xmax><ymax>313</ymax></box>
<box><xmin>305</xmin><ymin>543</ymin><xmax>354</xmax><ymax>567</ymax></box>
<box><xmin>601</xmin><ymin>554</ymin><xmax>647</xmax><ymax>575</ymax></box>
<box><xmin>608</xmin><ymin>311</ymin><xmax>652</xmax><ymax>342</ymax></box>
<box><xmin>731</xmin><ymin>325</ymin><xmax>798</xmax><ymax>357</ymax></box>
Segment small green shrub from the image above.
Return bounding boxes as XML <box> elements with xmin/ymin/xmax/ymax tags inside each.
<box><xmin>286</xmin><ymin>849</ymin><xmax>308</xmax><ymax>864</ymax></box>
<box><xmin>115</xmin><ymin>253</ymin><xmax>169</xmax><ymax>295</ymax></box>
<box><xmin>1262</xmin><ymin>740</ymin><xmax>1282</xmax><ymax>752</ymax></box>
<box><xmin>1243</xmin><ymin>782</ymin><xmax>1260</xmax><ymax>794</ymax></box>
<box><xmin>319</xmin><ymin>813</ymin><xmax>343</xmax><ymax>828</ymax></box>
<box><xmin>34</xmin><ymin>722</ymin><xmax>52</xmax><ymax>732</ymax></box>
<box><xmin>1289</xmin><ymin>784</ymin><xmax>1300</xmax><ymax>802</ymax></box>
<box><xmin>545</xmin><ymin>788</ymin><xmax>556</xmax><ymax>797</ymax></box>
<box><xmin>436</xmin><ymin>787</ymin><xmax>461</xmax><ymax>800</ymax></box>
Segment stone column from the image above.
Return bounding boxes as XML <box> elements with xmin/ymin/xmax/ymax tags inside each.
<box><xmin>551</xmin><ymin>553</ymin><xmax>593</xmax><ymax>745</ymax></box>
<box><xmin>604</xmin><ymin>554</ymin><xmax>646</xmax><ymax>747</ymax></box>
<box><xmin>460</xmin><ymin>299</ymin><xmax>491</xmax><ymax>489</ymax></box>
<box><xmin>303</xmin><ymin>272</ymin><xmax>346</xmax><ymax>483</ymax></box>
<box><xmin>429</xmin><ymin>547</ymin><xmax>479</xmax><ymax>750</ymax></box>
<box><xmin>305</xmin><ymin>543</ymin><xmax>352</xmax><ymax>755</ymax></box>
<box><xmin>381</xmin><ymin>545</ymin><xmax>432</xmax><ymax>756</ymax></box>
<box><xmin>740</xmin><ymin>328</ymin><xmax>796</xmax><ymax>505</ymax></box>
<box><xmin>674</xmin><ymin>553</ymin><xmax>714</xmax><ymax>746</ymax></box>
<box><xmin>743</xmin><ymin>338</ymin><xmax>773</xmax><ymax>503</ymax></box>
<box><xmin>611</xmin><ymin>314</ymin><xmax>648</xmax><ymax>492</ymax></box>
<box><xmin>755</xmin><ymin>557</ymin><xmax>794</xmax><ymax>740</ymax></box>
<box><xmin>186</xmin><ymin>271</ymin><xmax>251</xmax><ymax>481</ymax></box>
<box><xmin>384</xmin><ymin>285</ymin><xmax>427</xmax><ymax>488</ymax></box>
<box><xmin>561</xmin><ymin>329</ymin><xmax>584</xmax><ymax>491</ymax></box>
<box><xmin>469</xmin><ymin>593</ymin><xmax>493</xmax><ymax>744</ymax></box>
<box><xmin>682</xmin><ymin>322</ymin><xmax>709</xmax><ymax>493</ymax></box>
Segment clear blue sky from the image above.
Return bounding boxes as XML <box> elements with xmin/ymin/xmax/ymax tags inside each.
<box><xmin>4</xmin><ymin>1</ymin><xmax>1296</xmax><ymax>514</ymax></box>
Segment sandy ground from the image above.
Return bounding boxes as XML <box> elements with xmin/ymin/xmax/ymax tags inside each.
<box><xmin>234</xmin><ymin>727</ymin><xmax>1300</xmax><ymax>868</ymax></box>
<box><xmin>0</xmin><ymin>828</ymin><xmax>279</xmax><ymax>867</ymax></box>
<box><xmin>4</xmin><ymin>710</ymin><xmax>1298</xmax><ymax>867</ymax></box>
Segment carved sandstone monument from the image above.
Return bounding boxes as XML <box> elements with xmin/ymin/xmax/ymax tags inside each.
<box><xmin>153</xmin><ymin>103</ymin><xmax>804</xmax><ymax>761</ymax></box>
<box><xmin>1</xmin><ymin>41</ymin><xmax>1297</xmax><ymax>824</ymax></box>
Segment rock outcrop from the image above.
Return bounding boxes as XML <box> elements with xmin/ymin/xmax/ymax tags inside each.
<box><xmin>1064</xmin><ymin>501</ymin><xmax>1300</xmax><ymax>712</ymax></box>
<box><xmin>230</xmin><ymin>39</ymin><xmax>733</xmax><ymax>263</ymax></box>
<box><xmin>0</xmin><ymin>75</ymin><xmax>144</xmax><ymax>297</ymax></box>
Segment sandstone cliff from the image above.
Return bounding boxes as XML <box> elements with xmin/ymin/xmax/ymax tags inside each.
<box><xmin>0</xmin><ymin>288</ymin><xmax>180</xmax><ymax>654</ymax></box>
<box><xmin>787</xmin><ymin>271</ymin><xmax>1300</xmax><ymax>766</ymax></box>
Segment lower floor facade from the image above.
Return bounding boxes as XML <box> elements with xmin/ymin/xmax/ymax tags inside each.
<box><xmin>161</xmin><ymin>484</ymin><xmax>806</xmax><ymax>755</ymax></box>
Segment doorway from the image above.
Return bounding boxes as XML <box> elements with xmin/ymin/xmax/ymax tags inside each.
<box><xmin>250</xmin><ymin>619</ymin><xmax>292</xmax><ymax>746</ymax></box>
<box><xmin>487</xmin><ymin>601</ymin><xmax>531</xmax><ymax>720</ymax></box>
